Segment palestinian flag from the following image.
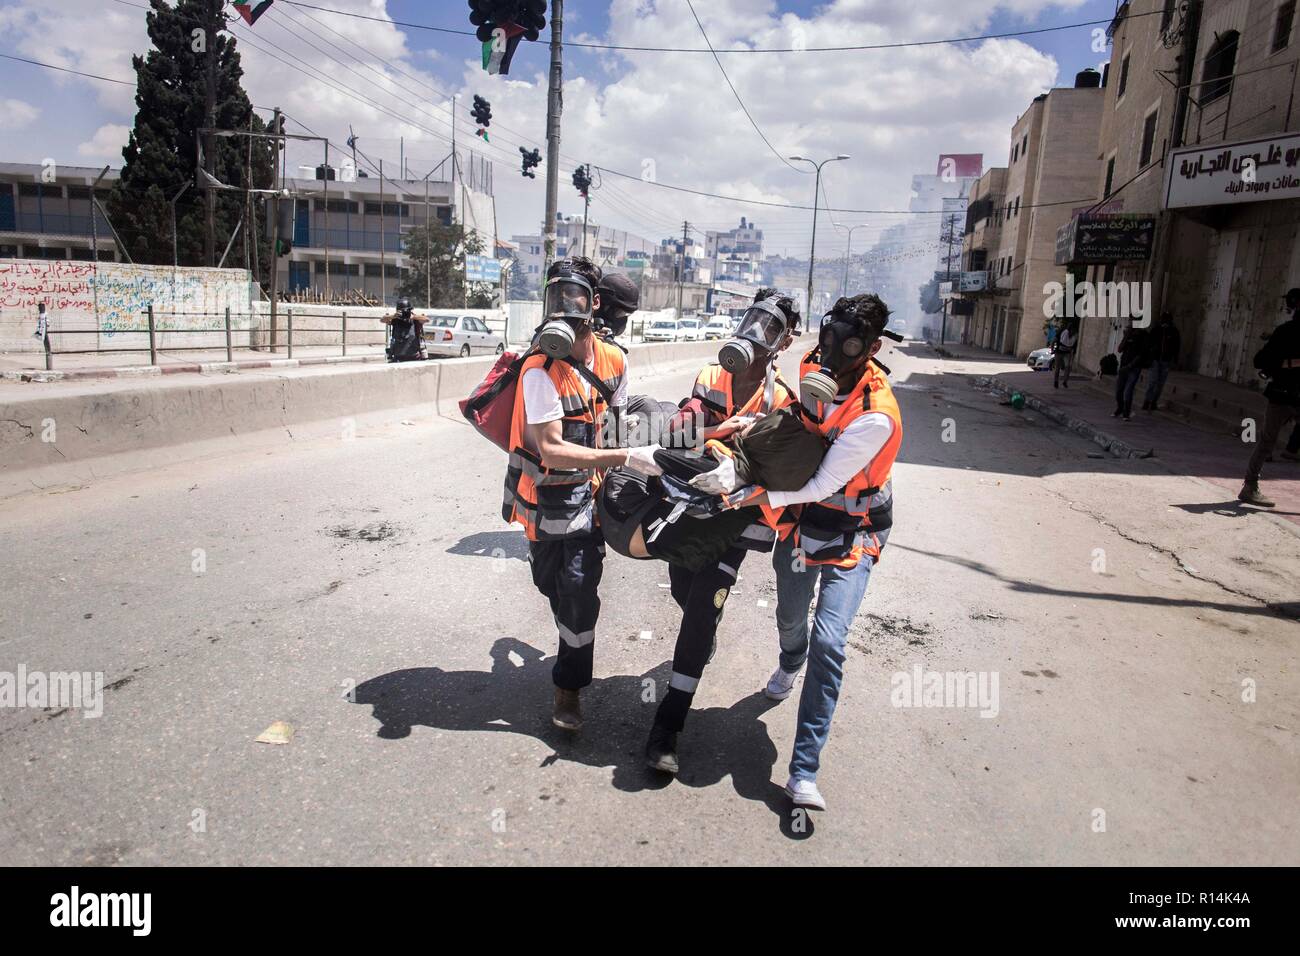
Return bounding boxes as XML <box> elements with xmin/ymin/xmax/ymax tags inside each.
<box><xmin>481</xmin><ymin>21</ymin><xmax>526</xmax><ymax>76</ymax></box>
<box><xmin>233</xmin><ymin>1</ymin><xmax>274</xmax><ymax>26</ymax></box>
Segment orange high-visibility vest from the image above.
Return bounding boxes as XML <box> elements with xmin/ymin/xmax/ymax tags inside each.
<box><xmin>502</xmin><ymin>340</ymin><xmax>626</xmax><ymax>541</ymax></box>
<box><xmin>692</xmin><ymin>362</ymin><xmax>795</xmax><ymax>426</ymax></box>
<box><xmin>792</xmin><ymin>352</ymin><xmax>902</xmax><ymax>568</ymax></box>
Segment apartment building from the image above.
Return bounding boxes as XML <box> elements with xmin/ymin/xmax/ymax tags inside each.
<box><xmin>0</xmin><ymin>163</ymin><xmax>120</xmax><ymax>261</ymax></box>
<box><xmin>1054</xmin><ymin>0</ymin><xmax>1299</xmax><ymax>386</ymax></box>
<box><xmin>959</xmin><ymin>167</ymin><xmax>1009</xmax><ymax>350</ymax></box>
<box><xmin>972</xmin><ymin>77</ymin><xmax>1106</xmax><ymax>357</ymax></box>
<box><xmin>705</xmin><ymin>217</ymin><xmax>765</xmax><ymax>284</ymax></box>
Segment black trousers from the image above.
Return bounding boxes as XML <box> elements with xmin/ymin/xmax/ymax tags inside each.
<box><xmin>528</xmin><ymin>533</ymin><xmax>605</xmax><ymax>690</ymax></box>
<box><xmin>1245</xmin><ymin>400</ymin><xmax>1300</xmax><ymax>484</ymax></box>
<box><xmin>653</xmin><ymin>546</ymin><xmax>748</xmax><ymax>733</ymax></box>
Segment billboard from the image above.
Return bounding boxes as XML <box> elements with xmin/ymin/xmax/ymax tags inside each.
<box><xmin>937</xmin><ymin>154</ymin><xmax>984</xmax><ymax>179</ymax></box>
<box><xmin>465</xmin><ymin>254</ymin><xmax>502</xmax><ymax>283</ymax></box>
<box><xmin>1164</xmin><ymin>133</ymin><xmax>1300</xmax><ymax>209</ymax></box>
<box><xmin>1055</xmin><ymin>213</ymin><xmax>1155</xmax><ymax>265</ymax></box>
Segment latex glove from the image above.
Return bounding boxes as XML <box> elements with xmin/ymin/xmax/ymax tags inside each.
<box><xmin>712</xmin><ymin>412</ymin><xmax>760</xmax><ymax>440</ymax></box>
<box><xmin>624</xmin><ymin>443</ymin><xmax>664</xmax><ymax>476</ymax></box>
<box><xmin>689</xmin><ymin>454</ymin><xmax>742</xmax><ymax>495</ymax></box>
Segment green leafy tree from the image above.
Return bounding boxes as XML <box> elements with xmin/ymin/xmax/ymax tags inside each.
<box><xmin>398</xmin><ymin>223</ymin><xmax>497</xmax><ymax>308</ymax></box>
<box><xmin>108</xmin><ymin>0</ymin><xmax>275</xmax><ymax>274</ymax></box>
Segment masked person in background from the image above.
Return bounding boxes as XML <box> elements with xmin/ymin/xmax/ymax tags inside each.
<box><xmin>502</xmin><ymin>257</ymin><xmax>662</xmax><ymax>731</ymax></box>
<box><xmin>691</xmin><ymin>293</ymin><xmax>902</xmax><ymax>810</ymax></box>
<box><xmin>594</xmin><ymin>272</ymin><xmax>642</xmax><ymax>445</ymax></box>
<box><xmin>382</xmin><ymin>297</ymin><xmax>425</xmax><ymax>362</ymax></box>
<box><xmin>642</xmin><ymin>289</ymin><xmax>801</xmax><ymax>774</ymax></box>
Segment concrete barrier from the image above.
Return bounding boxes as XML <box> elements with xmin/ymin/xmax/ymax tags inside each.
<box><xmin>0</xmin><ymin>339</ymin><xmax>725</xmax><ymax>496</ymax></box>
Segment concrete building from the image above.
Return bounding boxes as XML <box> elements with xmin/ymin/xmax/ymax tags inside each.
<box><xmin>705</xmin><ymin>217</ymin><xmax>765</xmax><ymax>284</ymax></box>
<box><xmin>958</xmin><ymin>77</ymin><xmax>1105</xmax><ymax>356</ymax></box>
<box><xmin>0</xmin><ymin>163</ymin><xmax>120</xmax><ymax>261</ymax></box>
<box><xmin>957</xmin><ymin>167</ymin><xmax>1009</xmax><ymax>350</ymax></box>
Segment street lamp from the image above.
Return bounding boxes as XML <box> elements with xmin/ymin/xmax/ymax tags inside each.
<box><xmin>835</xmin><ymin>222</ymin><xmax>868</xmax><ymax>299</ymax></box>
<box><xmin>790</xmin><ymin>153</ymin><xmax>849</xmax><ymax>321</ymax></box>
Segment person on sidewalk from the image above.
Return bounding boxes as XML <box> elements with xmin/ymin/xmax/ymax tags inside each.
<box><xmin>1113</xmin><ymin>319</ymin><xmax>1150</xmax><ymax>421</ymax></box>
<box><xmin>1053</xmin><ymin>322</ymin><xmax>1076</xmax><ymax>389</ymax></box>
<box><xmin>501</xmin><ymin>257</ymin><xmax>662</xmax><ymax>730</ymax></box>
<box><xmin>1239</xmin><ymin>288</ymin><xmax>1300</xmax><ymax>507</ymax></box>
<box><xmin>641</xmin><ymin>290</ymin><xmax>801</xmax><ymax>775</ymax></box>
<box><xmin>694</xmin><ymin>293</ymin><xmax>902</xmax><ymax>811</ymax></box>
<box><xmin>1142</xmin><ymin>312</ymin><xmax>1180</xmax><ymax>411</ymax></box>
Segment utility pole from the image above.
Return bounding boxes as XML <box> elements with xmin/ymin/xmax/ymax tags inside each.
<box><xmin>203</xmin><ymin>0</ymin><xmax>221</xmax><ymax>266</ymax></box>
<box><xmin>268</xmin><ymin>106</ymin><xmax>282</xmax><ymax>351</ymax></box>
<box><xmin>542</xmin><ymin>0</ymin><xmax>564</xmax><ymax>273</ymax></box>
<box><xmin>677</xmin><ymin>220</ymin><xmax>689</xmax><ymax>319</ymax></box>
<box><xmin>379</xmin><ymin>158</ymin><xmax>386</xmax><ymax>306</ymax></box>
<box><xmin>790</xmin><ymin>153</ymin><xmax>850</xmax><ymax>320</ymax></box>
<box><xmin>940</xmin><ymin>211</ymin><xmax>957</xmax><ymax>345</ymax></box>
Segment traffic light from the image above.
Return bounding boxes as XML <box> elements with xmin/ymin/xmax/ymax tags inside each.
<box><xmin>468</xmin><ymin>1</ymin><xmax>547</xmax><ymax>75</ymax></box>
<box><xmin>471</xmin><ymin>95</ymin><xmax>492</xmax><ymax>142</ymax></box>
<box><xmin>571</xmin><ymin>164</ymin><xmax>592</xmax><ymax>199</ymax></box>
<box><xmin>519</xmin><ymin>146</ymin><xmax>541</xmax><ymax>179</ymax></box>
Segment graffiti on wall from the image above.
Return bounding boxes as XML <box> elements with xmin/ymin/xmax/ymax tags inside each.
<box><xmin>0</xmin><ymin>259</ymin><xmax>254</xmax><ymax>336</ymax></box>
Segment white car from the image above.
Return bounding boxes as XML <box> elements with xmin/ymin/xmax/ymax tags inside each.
<box><xmin>703</xmin><ymin>318</ymin><xmax>731</xmax><ymax>340</ymax></box>
<box><xmin>1027</xmin><ymin>347</ymin><xmax>1053</xmax><ymax>370</ymax></box>
<box><xmin>644</xmin><ymin>319</ymin><xmax>679</xmax><ymax>343</ymax></box>
<box><xmin>677</xmin><ymin>319</ymin><xmax>704</xmax><ymax>342</ymax></box>
<box><xmin>422</xmin><ymin>314</ymin><xmax>505</xmax><ymax>358</ymax></box>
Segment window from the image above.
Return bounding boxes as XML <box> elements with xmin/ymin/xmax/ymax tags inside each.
<box><xmin>1275</xmin><ymin>1</ymin><xmax>1295</xmax><ymax>53</ymax></box>
<box><xmin>1139</xmin><ymin>107</ymin><xmax>1160</xmax><ymax>166</ymax></box>
<box><xmin>1015</xmin><ymin>197</ymin><xmax>1021</xmax><ymax>216</ymax></box>
<box><xmin>0</xmin><ymin>244</ymin><xmax>18</xmax><ymax>257</ymax></box>
<box><xmin>1021</xmin><ymin>134</ymin><xmax>1028</xmax><ymax>155</ymax></box>
<box><xmin>1201</xmin><ymin>30</ymin><xmax>1239</xmax><ymax>103</ymax></box>
<box><xmin>1103</xmin><ymin>156</ymin><xmax>1116</xmax><ymax>197</ymax></box>
<box><xmin>364</xmin><ymin>201</ymin><xmax>410</xmax><ymax>217</ymax></box>
<box><xmin>1012</xmin><ymin>143</ymin><xmax>1019</xmax><ymax>163</ymax></box>
<box><xmin>1117</xmin><ymin>51</ymin><xmax>1131</xmax><ymax>99</ymax></box>
<box><xmin>319</xmin><ymin>199</ymin><xmax>358</xmax><ymax>215</ymax></box>
<box><xmin>66</xmin><ymin>185</ymin><xmax>92</xmax><ymax>200</ymax></box>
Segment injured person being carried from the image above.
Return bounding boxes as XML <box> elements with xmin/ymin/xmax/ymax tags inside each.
<box><xmin>598</xmin><ymin>293</ymin><xmax>828</xmax><ymax>570</ymax></box>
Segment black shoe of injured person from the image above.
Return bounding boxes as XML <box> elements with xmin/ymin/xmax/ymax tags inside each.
<box><xmin>552</xmin><ymin>687</ymin><xmax>583</xmax><ymax>731</ymax></box>
<box><xmin>645</xmin><ymin>724</ymin><xmax>679</xmax><ymax>775</ymax></box>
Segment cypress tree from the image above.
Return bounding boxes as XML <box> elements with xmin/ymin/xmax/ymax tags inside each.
<box><xmin>108</xmin><ymin>0</ymin><xmax>275</xmax><ymax>276</ymax></box>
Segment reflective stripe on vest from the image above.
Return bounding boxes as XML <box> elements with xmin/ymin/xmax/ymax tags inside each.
<box><xmin>502</xmin><ymin>344</ymin><xmax>626</xmax><ymax>541</ymax></box>
<box><xmin>692</xmin><ymin>363</ymin><xmax>794</xmax><ymax>424</ymax></box>
<box><xmin>793</xmin><ymin>354</ymin><xmax>902</xmax><ymax>566</ymax></box>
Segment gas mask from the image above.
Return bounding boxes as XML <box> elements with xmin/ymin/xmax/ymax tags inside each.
<box><xmin>538</xmin><ymin>272</ymin><xmax>596</xmax><ymax>359</ymax></box>
<box><xmin>718</xmin><ymin>299</ymin><xmax>789</xmax><ymax>374</ymax></box>
<box><xmin>801</xmin><ymin>313</ymin><xmax>872</xmax><ymax>406</ymax></box>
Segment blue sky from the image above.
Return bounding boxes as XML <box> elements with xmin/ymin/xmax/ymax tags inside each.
<box><xmin>0</xmin><ymin>0</ymin><xmax>1121</xmax><ymax>248</ymax></box>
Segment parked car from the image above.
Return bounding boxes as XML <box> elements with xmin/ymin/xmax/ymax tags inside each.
<box><xmin>422</xmin><ymin>314</ymin><xmax>505</xmax><ymax>358</ymax></box>
<box><xmin>677</xmin><ymin>318</ymin><xmax>704</xmax><ymax>342</ymax></box>
<box><xmin>1027</xmin><ymin>347</ymin><xmax>1053</xmax><ymax>371</ymax></box>
<box><xmin>703</xmin><ymin>317</ymin><xmax>732</xmax><ymax>340</ymax></box>
<box><xmin>644</xmin><ymin>319</ymin><xmax>679</xmax><ymax>343</ymax></box>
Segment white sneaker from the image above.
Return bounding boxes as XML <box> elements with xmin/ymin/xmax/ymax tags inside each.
<box><xmin>784</xmin><ymin>777</ymin><xmax>826</xmax><ymax>811</ymax></box>
<box><xmin>764</xmin><ymin>665</ymin><xmax>801</xmax><ymax>700</ymax></box>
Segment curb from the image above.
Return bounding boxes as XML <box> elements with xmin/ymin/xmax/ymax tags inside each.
<box><xmin>1</xmin><ymin>352</ymin><xmax>396</xmax><ymax>383</ymax></box>
<box><xmin>970</xmin><ymin>375</ymin><xmax>1155</xmax><ymax>460</ymax></box>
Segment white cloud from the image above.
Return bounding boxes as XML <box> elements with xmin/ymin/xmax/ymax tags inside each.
<box><xmin>77</xmin><ymin>124</ymin><xmax>131</xmax><ymax>163</ymax></box>
<box><xmin>0</xmin><ymin>0</ymin><xmax>1080</xmax><ymax>252</ymax></box>
<box><xmin>2</xmin><ymin>99</ymin><xmax>39</xmax><ymax>129</ymax></box>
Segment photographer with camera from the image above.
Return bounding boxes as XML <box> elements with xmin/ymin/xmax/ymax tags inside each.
<box><xmin>382</xmin><ymin>297</ymin><xmax>426</xmax><ymax>363</ymax></box>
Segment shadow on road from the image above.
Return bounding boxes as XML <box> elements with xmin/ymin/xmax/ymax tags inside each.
<box><xmin>1172</xmin><ymin>500</ymin><xmax>1300</xmax><ymax>518</ymax></box>
<box><xmin>446</xmin><ymin>530</ymin><xmax>530</xmax><ymax>561</ymax></box>
<box><xmin>352</xmin><ymin>638</ymin><xmax>802</xmax><ymax>828</ymax></box>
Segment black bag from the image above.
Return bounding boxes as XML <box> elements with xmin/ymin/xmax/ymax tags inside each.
<box><xmin>731</xmin><ymin>407</ymin><xmax>828</xmax><ymax>491</ymax></box>
<box><xmin>1098</xmin><ymin>352</ymin><xmax>1119</xmax><ymax>376</ymax></box>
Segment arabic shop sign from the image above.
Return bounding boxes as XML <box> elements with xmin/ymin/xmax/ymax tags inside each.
<box><xmin>1055</xmin><ymin>213</ymin><xmax>1155</xmax><ymax>265</ymax></box>
<box><xmin>1165</xmin><ymin>132</ymin><xmax>1300</xmax><ymax>209</ymax></box>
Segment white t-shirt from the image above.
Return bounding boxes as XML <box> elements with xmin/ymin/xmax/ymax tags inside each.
<box><xmin>522</xmin><ymin>355</ymin><xmax>627</xmax><ymax>424</ymax></box>
<box><xmin>766</xmin><ymin>392</ymin><xmax>894</xmax><ymax>509</ymax></box>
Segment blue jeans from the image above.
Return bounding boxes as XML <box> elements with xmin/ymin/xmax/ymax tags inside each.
<box><xmin>772</xmin><ymin>536</ymin><xmax>875</xmax><ymax>782</ymax></box>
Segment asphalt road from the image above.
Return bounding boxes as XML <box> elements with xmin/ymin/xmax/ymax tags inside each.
<box><xmin>1</xmin><ymin>340</ymin><xmax>1297</xmax><ymax>865</ymax></box>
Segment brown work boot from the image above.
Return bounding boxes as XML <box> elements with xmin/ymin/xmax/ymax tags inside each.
<box><xmin>552</xmin><ymin>687</ymin><xmax>583</xmax><ymax>731</ymax></box>
<box><xmin>1238</xmin><ymin>484</ymin><xmax>1275</xmax><ymax>508</ymax></box>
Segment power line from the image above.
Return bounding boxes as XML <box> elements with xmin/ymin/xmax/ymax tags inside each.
<box><xmin>682</xmin><ymin>0</ymin><xmax>804</xmax><ymax>174</ymax></box>
<box><xmin>280</xmin><ymin>1</ymin><xmax>1160</xmax><ymax>55</ymax></box>
<box><xmin>0</xmin><ymin>51</ymin><xmax>132</xmax><ymax>85</ymax></box>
